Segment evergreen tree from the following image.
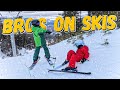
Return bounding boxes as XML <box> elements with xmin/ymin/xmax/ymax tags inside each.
<box><xmin>62</xmin><ymin>11</ymin><xmax>81</xmax><ymax>32</ymax></box>
<box><xmin>61</xmin><ymin>11</ymin><xmax>84</xmax><ymax>43</ymax></box>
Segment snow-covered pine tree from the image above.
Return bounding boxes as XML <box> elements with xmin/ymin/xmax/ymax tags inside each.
<box><xmin>61</xmin><ymin>11</ymin><xmax>83</xmax><ymax>43</ymax></box>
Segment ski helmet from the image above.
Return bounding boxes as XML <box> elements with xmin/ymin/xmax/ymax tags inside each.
<box><xmin>74</xmin><ymin>40</ymin><xmax>84</xmax><ymax>47</ymax></box>
<box><xmin>31</xmin><ymin>20</ymin><xmax>40</xmax><ymax>26</ymax></box>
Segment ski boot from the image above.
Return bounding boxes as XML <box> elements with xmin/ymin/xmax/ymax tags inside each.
<box><xmin>47</xmin><ymin>59</ymin><xmax>55</xmax><ymax>68</ymax></box>
<box><xmin>29</xmin><ymin>56</ymin><xmax>40</xmax><ymax>70</ymax></box>
<box><xmin>33</xmin><ymin>56</ymin><xmax>40</xmax><ymax>64</ymax></box>
<box><xmin>47</xmin><ymin>59</ymin><xmax>54</xmax><ymax>66</ymax></box>
<box><xmin>62</xmin><ymin>67</ymin><xmax>77</xmax><ymax>72</ymax></box>
<box><xmin>80</xmin><ymin>58</ymin><xmax>87</xmax><ymax>64</ymax></box>
<box><xmin>45</xmin><ymin>56</ymin><xmax>54</xmax><ymax>67</ymax></box>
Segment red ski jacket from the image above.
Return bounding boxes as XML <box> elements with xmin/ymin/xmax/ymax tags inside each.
<box><xmin>76</xmin><ymin>45</ymin><xmax>89</xmax><ymax>60</ymax></box>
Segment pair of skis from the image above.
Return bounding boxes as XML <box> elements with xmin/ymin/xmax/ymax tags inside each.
<box><xmin>48</xmin><ymin>61</ymin><xmax>91</xmax><ymax>75</ymax></box>
<box><xmin>48</xmin><ymin>69</ymin><xmax>91</xmax><ymax>75</ymax></box>
<box><xmin>29</xmin><ymin>58</ymin><xmax>91</xmax><ymax>75</ymax></box>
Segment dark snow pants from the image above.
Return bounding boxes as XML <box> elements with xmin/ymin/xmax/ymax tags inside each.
<box><xmin>33</xmin><ymin>37</ymin><xmax>50</xmax><ymax>62</ymax></box>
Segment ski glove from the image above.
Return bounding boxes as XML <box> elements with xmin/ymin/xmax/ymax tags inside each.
<box><xmin>81</xmin><ymin>58</ymin><xmax>87</xmax><ymax>64</ymax></box>
<box><xmin>38</xmin><ymin>32</ymin><xmax>44</xmax><ymax>36</ymax></box>
<box><xmin>38</xmin><ymin>31</ymin><xmax>52</xmax><ymax>36</ymax></box>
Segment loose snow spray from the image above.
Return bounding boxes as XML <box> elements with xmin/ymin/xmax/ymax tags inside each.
<box><xmin>2</xmin><ymin>15</ymin><xmax>117</xmax><ymax>35</ymax></box>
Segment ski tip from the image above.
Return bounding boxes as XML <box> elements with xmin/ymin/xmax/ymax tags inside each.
<box><xmin>86</xmin><ymin>72</ymin><xmax>91</xmax><ymax>75</ymax></box>
<box><xmin>47</xmin><ymin>69</ymin><xmax>51</xmax><ymax>72</ymax></box>
<box><xmin>48</xmin><ymin>70</ymin><xmax>51</xmax><ymax>72</ymax></box>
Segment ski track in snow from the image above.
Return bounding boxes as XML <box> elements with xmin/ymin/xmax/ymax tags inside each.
<box><xmin>0</xmin><ymin>29</ymin><xmax>120</xmax><ymax>79</ymax></box>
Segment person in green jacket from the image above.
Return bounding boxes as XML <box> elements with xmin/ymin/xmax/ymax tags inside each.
<box><xmin>31</xmin><ymin>20</ymin><xmax>53</xmax><ymax>65</ymax></box>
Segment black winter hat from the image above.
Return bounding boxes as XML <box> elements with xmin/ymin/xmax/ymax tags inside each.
<box><xmin>31</xmin><ymin>20</ymin><xmax>40</xmax><ymax>26</ymax></box>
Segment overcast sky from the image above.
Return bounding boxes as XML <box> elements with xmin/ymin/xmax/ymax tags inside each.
<box><xmin>0</xmin><ymin>11</ymin><xmax>88</xmax><ymax>19</ymax></box>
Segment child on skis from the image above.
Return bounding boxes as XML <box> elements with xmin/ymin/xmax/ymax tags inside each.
<box><xmin>62</xmin><ymin>40</ymin><xmax>90</xmax><ymax>72</ymax></box>
<box><xmin>31</xmin><ymin>20</ymin><xmax>53</xmax><ymax>65</ymax></box>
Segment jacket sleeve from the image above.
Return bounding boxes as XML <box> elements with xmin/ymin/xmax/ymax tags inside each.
<box><xmin>38</xmin><ymin>28</ymin><xmax>47</xmax><ymax>35</ymax></box>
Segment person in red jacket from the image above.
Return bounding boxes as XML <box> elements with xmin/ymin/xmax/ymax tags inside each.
<box><xmin>62</xmin><ymin>40</ymin><xmax>90</xmax><ymax>72</ymax></box>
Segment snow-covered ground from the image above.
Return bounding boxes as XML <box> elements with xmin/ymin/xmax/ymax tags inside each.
<box><xmin>0</xmin><ymin>29</ymin><xmax>120</xmax><ymax>79</ymax></box>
